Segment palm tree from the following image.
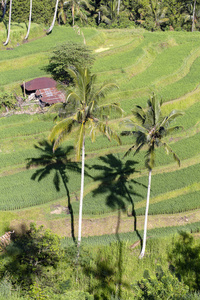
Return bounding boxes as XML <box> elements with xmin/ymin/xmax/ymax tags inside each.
<box><xmin>122</xmin><ymin>94</ymin><xmax>183</xmax><ymax>258</ymax></box>
<box><xmin>117</xmin><ymin>0</ymin><xmax>121</xmax><ymax>15</ymax></box>
<box><xmin>3</xmin><ymin>0</ymin><xmax>12</xmax><ymax>46</ymax></box>
<box><xmin>58</xmin><ymin>0</ymin><xmax>67</xmax><ymax>24</ymax></box>
<box><xmin>47</xmin><ymin>0</ymin><xmax>59</xmax><ymax>34</ymax></box>
<box><xmin>24</xmin><ymin>0</ymin><xmax>32</xmax><ymax>40</ymax></box>
<box><xmin>192</xmin><ymin>0</ymin><xmax>197</xmax><ymax>31</ymax></box>
<box><xmin>65</xmin><ymin>0</ymin><xmax>93</xmax><ymax>26</ymax></box>
<box><xmin>49</xmin><ymin>67</ymin><xmax>122</xmax><ymax>246</ymax></box>
<box><xmin>1</xmin><ymin>0</ymin><xmax>7</xmax><ymax>18</ymax></box>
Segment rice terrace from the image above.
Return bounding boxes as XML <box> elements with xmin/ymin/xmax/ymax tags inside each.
<box><xmin>1</xmin><ymin>21</ymin><xmax>200</xmax><ymax>299</ymax></box>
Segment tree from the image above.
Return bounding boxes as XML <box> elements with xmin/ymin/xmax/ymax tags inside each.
<box><xmin>24</xmin><ymin>0</ymin><xmax>32</xmax><ymax>40</ymax></box>
<box><xmin>168</xmin><ymin>232</ymin><xmax>200</xmax><ymax>291</ymax></box>
<box><xmin>46</xmin><ymin>42</ymin><xmax>95</xmax><ymax>84</ymax></box>
<box><xmin>47</xmin><ymin>0</ymin><xmax>59</xmax><ymax>34</ymax></box>
<box><xmin>122</xmin><ymin>94</ymin><xmax>183</xmax><ymax>258</ymax></box>
<box><xmin>64</xmin><ymin>0</ymin><xmax>93</xmax><ymax>26</ymax></box>
<box><xmin>2</xmin><ymin>223</ymin><xmax>62</xmax><ymax>288</ymax></box>
<box><xmin>3</xmin><ymin>0</ymin><xmax>12</xmax><ymax>46</ymax></box>
<box><xmin>1</xmin><ymin>0</ymin><xmax>7</xmax><ymax>18</ymax></box>
<box><xmin>49</xmin><ymin>67</ymin><xmax>122</xmax><ymax>246</ymax></box>
<box><xmin>58</xmin><ymin>0</ymin><xmax>67</xmax><ymax>24</ymax></box>
<box><xmin>0</xmin><ymin>92</ymin><xmax>15</xmax><ymax>111</ymax></box>
<box><xmin>135</xmin><ymin>265</ymin><xmax>189</xmax><ymax>298</ymax></box>
<box><xmin>31</xmin><ymin>0</ymin><xmax>55</xmax><ymax>25</ymax></box>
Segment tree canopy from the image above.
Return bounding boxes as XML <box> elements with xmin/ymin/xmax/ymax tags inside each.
<box><xmin>1</xmin><ymin>0</ymin><xmax>200</xmax><ymax>31</ymax></box>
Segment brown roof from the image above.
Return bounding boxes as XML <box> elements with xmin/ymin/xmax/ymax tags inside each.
<box><xmin>38</xmin><ymin>87</ymin><xmax>65</xmax><ymax>104</ymax></box>
<box><xmin>24</xmin><ymin>77</ymin><xmax>57</xmax><ymax>91</ymax></box>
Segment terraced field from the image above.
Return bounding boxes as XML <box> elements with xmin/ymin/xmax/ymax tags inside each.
<box><xmin>0</xmin><ymin>26</ymin><xmax>200</xmax><ymax>245</ymax></box>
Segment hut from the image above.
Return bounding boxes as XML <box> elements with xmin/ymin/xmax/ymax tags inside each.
<box><xmin>23</xmin><ymin>77</ymin><xmax>65</xmax><ymax>107</ymax></box>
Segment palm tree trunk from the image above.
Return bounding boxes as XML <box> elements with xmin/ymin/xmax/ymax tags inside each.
<box><xmin>2</xmin><ymin>0</ymin><xmax>7</xmax><ymax>18</ymax></box>
<box><xmin>47</xmin><ymin>0</ymin><xmax>59</xmax><ymax>34</ymax></box>
<box><xmin>3</xmin><ymin>0</ymin><xmax>12</xmax><ymax>46</ymax></box>
<box><xmin>24</xmin><ymin>0</ymin><xmax>32</xmax><ymax>40</ymax></box>
<box><xmin>72</xmin><ymin>3</ymin><xmax>75</xmax><ymax>26</ymax></box>
<box><xmin>139</xmin><ymin>169</ymin><xmax>152</xmax><ymax>259</ymax></box>
<box><xmin>192</xmin><ymin>0</ymin><xmax>197</xmax><ymax>32</ymax></box>
<box><xmin>77</xmin><ymin>134</ymin><xmax>85</xmax><ymax>247</ymax></box>
<box><xmin>117</xmin><ymin>0</ymin><xmax>121</xmax><ymax>15</ymax></box>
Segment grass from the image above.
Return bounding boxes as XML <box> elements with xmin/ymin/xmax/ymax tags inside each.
<box><xmin>0</xmin><ymin>26</ymin><xmax>200</xmax><ymax>241</ymax></box>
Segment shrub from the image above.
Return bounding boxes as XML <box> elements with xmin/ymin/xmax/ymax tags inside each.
<box><xmin>134</xmin><ymin>265</ymin><xmax>189</xmax><ymax>299</ymax></box>
<box><xmin>46</xmin><ymin>42</ymin><xmax>95</xmax><ymax>84</ymax></box>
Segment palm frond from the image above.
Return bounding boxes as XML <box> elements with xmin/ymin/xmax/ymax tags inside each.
<box><xmin>165</xmin><ymin>125</ymin><xmax>183</xmax><ymax>136</ymax></box>
<box><xmin>88</xmin><ymin>118</ymin><xmax>96</xmax><ymax>143</ymax></box>
<box><xmin>50</xmin><ymin>118</ymin><xmax>76</xmax><ymax>151</ymax></box>
<box><xmin>93</xmin><ymin>82</ymin><xmax>119</xmax><ymax>102</ymax></box>
<box><xmin>132</xmin><ymin>105</ymin><xmax>146</xmax><ymax>124</ymax></box>
<box><xmin>161</xmin><ymin>110</ymin><xmax>184</xmax><ymax>128</ymax></box>
<box><xmin>98</xmin><ymin>102</ymin><xmax>123</xmax><ymax>118</ymax></box>
<box><xmin>97</xmin><ymin>121</ymin><xmax>121</xmax><ymax>145</ymax></box>
<box><xmin>123</xmin><ymin>144</ymin><xmax>136</xmax><ymax>158</ymax></box>
<box><xmin>162</xmin><ymin>142</ymin><xmax>180</xmax><ymax>166</ymax></box>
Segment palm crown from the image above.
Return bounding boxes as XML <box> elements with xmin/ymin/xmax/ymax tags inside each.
<box><xmin>123</xmin><ymin>94</ymin><xmax>184</xmax><ymax>170</ymax></box>
<box><xmin>50</xmin><ymin>67</ymin><xmax>122</xmax><ymax>159</ymax></box>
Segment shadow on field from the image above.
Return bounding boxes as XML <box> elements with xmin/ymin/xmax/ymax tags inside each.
<box><xmin>79</xmin><ymin>154</ymin><xmax>145</xmax><ymax>298</ymax></box>
<box><xmin>26</xmin><ymin>139</ymin><xmax>81</xmax><ymax>244</ymax></box>
<box><xmin>91</xmin><ymin>154</ymin><xmax>144</xmax><ymax>246</ymax></box>
<box><xmin>82</xmin><ymin>210</ymin><xmax>130</xmax><ymax>299</ymax></box>
<box><xmin>168</xmin><ymin>231</ymin><xmax>200</xmax><ymax>291</ymax></box>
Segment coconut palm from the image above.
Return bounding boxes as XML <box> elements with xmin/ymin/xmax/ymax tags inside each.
<box><xmin>24</xmin><ymin>0</ymin><xmax>32</xmax><ymax>40</ymax></box>
<box><xmin>47</xmin><ymin>0</ymin><xmax>59</xmax><ymax>34</ymax></box>
<box><xmin>1</xmin><ymin>0</ymin><xmax>7</xmax><ymax>18</ymax></box>
<box><xmin>49</xmin><ymin>67</ymin><xmax>122</xmax><ymax>246</ymax></box>
<box><xmin>117</xmin><ymin>0</ymin><xmax>121</xmax><ymax>15</ymax></box>
<box><xmin>3</xmin><ymin>0</ymin><xmax>12</xmax><ymax>46</ymax></box>
<box><xmin>58</xmin><ymin>0</ymin><xmax>67</xmax><ymax>24</ymax></box>
<box><xmin>65</xmin><ymin>0</ymin><xmax>93</xmax><ymax>26</ymax></box>
<box><xmin>122</xmin><ymin>94</ymin><xmax>183</xmax><ymax>258</ymax></box>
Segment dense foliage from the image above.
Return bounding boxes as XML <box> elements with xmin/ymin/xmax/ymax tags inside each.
<box><xmin>47</xmin><ymin>42</ymin><xmax>95</xmax><ymax>83</ymax></box>
<box><xmin>1</xmin><ymin>223</ymin><xmax>62</xmax><ymax>288</ymax></box>
<box><xmin>1</xmin><ymin>231</ymin><xmax>200</xmax><ymax>299</ymax></box>
<box><xmin>1</xmin><ymin>0</ymin><xmax>200</xmax><ymax>31</ymax></box>
<box><xmin>2</xmin><ymin>0</ymin><xmax>55</xmax><ymax>25</ymax></box>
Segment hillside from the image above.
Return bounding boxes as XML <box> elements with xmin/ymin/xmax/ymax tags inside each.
<box><xmin>0</xmin><ymin>26</ymin><xmax>200</xmax><ymax>244</ymax></box>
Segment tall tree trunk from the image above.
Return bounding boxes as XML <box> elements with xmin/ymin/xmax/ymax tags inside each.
<box><xmin>2</xmin><ymin>0</ymin><xmax>7</xmax><ymax>18</ymax></box>
<box><xmin>3</xmin><ymin>0</ymin><xmax>12</xmax><ymax>46</ymax></box>
<box><xmin>77</xmin><ymin>134</ymin><xmax>85</xmax><ymax>247</ymax></box>
<box><xmin>47</xmin><ymin>0</ymin><xmax>59</xmax><ymax>34</ymax></box>
<box><xmin>72</xmin><ymin>3</ymin><xmax>75</xmax><ymax>26</ymax></box>
<box><xmin>192</xmin><ymin>0</ymin><xmax>197</xmax><ymax>32</ymax></box>
<box><xmin>24</xmin><ymin>0</ymin><xmax>32</xmax><ymax>40</ymax></box>
<box><xmin>139</xmin><ymin>169</ymin><xmax>152</xmax><ymax>259</ymax></box>
<box><xmin>117</xmin><ymin>0</ymin><xmax>121</xmax><ymax>15</ymax></box>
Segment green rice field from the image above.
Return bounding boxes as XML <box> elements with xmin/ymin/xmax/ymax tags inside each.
<box><xmin>0</xmin><ymin>26</ymin><xmax>200</xmax><ymax>242</ymax></box>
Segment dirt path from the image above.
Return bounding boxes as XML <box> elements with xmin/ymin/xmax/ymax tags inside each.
<box><xmin>10</xmin><ymin>209</ymin><xmax>200</xmax><ymax>238</ymax></box>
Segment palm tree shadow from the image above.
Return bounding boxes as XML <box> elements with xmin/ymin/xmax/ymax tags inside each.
<box><xmin>91</xmin><ymin>154</ymin><xmax>145</xmax><ymax>248</ymax></box>
<box><xmin>26</xmin><ymin>139</ymin><xmax>81</xmax><ymax>244</ymax></box>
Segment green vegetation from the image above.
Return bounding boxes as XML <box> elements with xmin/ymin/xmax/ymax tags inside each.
<box><xmin>1</xmin><ymin>225</ymin><xmax>200</xmax><ymax>299</ymax></box>
<box><xmin>0</xmin><ymin>25</ymin><xmax>200</xmax><ymax>298</ymax></box>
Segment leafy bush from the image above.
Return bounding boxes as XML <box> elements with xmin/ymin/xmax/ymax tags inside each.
<box><xmin>168</xmin><ymin>232</ymin><xmax>200</xmax><ymax>291</ymax></box>
<box><xmin>134</xmin><ymin>265</ymin><xmax>189</xmax><ymax>299</ymax></box>
<box><xmin>2</xmin><ymin>223</ymin><xmax>63</xmax><ymax>288</ymax></box>
<box><xmin>46</xmin><ymin>42</ymin><xmax>95</xmax><ymax>84</ymax></box>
